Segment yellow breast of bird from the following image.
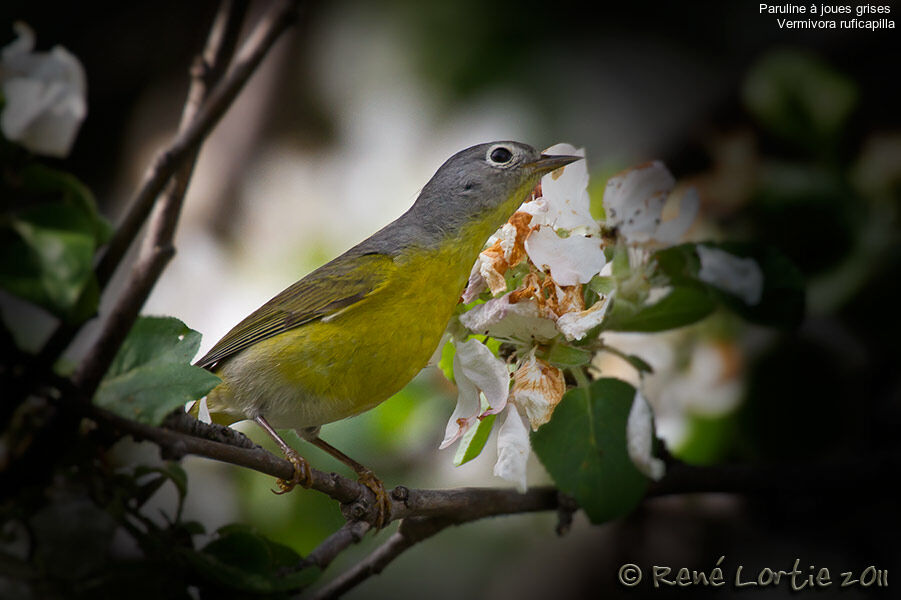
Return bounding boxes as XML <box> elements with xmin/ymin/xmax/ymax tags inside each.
<box><xmin>213</xmin><ymin>240</ymin><xmax>475</xmax><ymax>431</ymax></box>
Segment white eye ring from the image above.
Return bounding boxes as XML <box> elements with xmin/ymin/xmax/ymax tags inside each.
<box><xmin>486</xmin><ymin>144</ymin><xmax>515</xmax><ymax>166</ymax></box>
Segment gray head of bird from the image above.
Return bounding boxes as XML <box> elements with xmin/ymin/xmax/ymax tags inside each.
<box><xmin>410</xmin><ymin>141</ymin><xmax>581</xmax><ymax>234</ymax></box>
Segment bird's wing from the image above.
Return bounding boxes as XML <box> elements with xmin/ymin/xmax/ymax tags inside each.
<box><xmin>195</xmin><ymin>252</ymin><xmax>395</xmax><ymax>370</ymax></box>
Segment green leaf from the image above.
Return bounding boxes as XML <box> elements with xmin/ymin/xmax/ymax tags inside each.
<box><xmin>607</xmin><ymin>286</ymin><xmax>715</xmax><ymax>332</ymax></box>
<box><xmin>532</xmin><ymin>378</ymin><xmax>648</xmax><ymax>524</ymax></box>
<box><xmin>543</xmin><ymin>343</ymin><xmax>592</xmax><ymax>369</ymax></box>
<box><xmin>616</xmin><ymin>352</ymin><xmax>654</xmax><ymax>374</ymax></box>
<box><xmin>96</xmin><ymin>362</ymin><xmax>221</xmax><ymax>425</ymax></box>
<box><xmin>710</xmin><ymin>242</ymin><xmax>805</xmax><ymax>329</ymax></box>
<box><xmin>20</xmin><ymin>163</ymin><xmax>111</xmax><ymax>244</ymax></box>
<box><xmin>94</xmin><ymin>317</ymin><xmax>220</xmax><ymax>425</ymax></box>
<box><xmin>453</xmin><ymin>412</ymin><xmax>496</xmax><ymax>466</ymax></box>
<box><xmin>0</xmin><ymin>203</ymin><xmax>97</xmax><ymax>319</ymax></box>
<box><xmin>654</xmin><ymin>242</ymin><xmax>805</xmax><ymax>329</ymax></box>
<box><xmin>438</xmin><ymin>338</ymin><xmax>456</xmax><ymax>382</ymax></box>
<box><xmin>587</xmin><ymin>275</ymin><xmax>616</xmax><ymax>296</ymax></box>
<box><xmin>182</xmin><ymin>525</ymin><xmax>319</xmax><ymax>592</ymax></box>
<box><xmin>610</xmin><ymin>245</ymin><xmax>630</xmax><ymax>279</ymax></box>
<box><xmin>107</xmin><ymin>316</ymin><xmax>204</xmax><ymax>377</ymax></box>
<box><xmin>0</xmin><ymin>162</ymin><xmax>109</xmax><ymax>320</ymax></box>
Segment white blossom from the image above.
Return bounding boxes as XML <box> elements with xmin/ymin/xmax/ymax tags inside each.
<box><xmin>524</xmin><ymin>225</ymin><xmax>605</xmax><ymax>286</ymax></box>
<box><xmin>0</xmin><ymin>23</ymin><xmax>87</xmax><ymax>157</ymax></box>
<box><xmin>440</xmin><ymin>338</ymin><xmax>510</xmax><ymax>449</ymax></box>
<box><xmin>603</xmin><ymin>161</ymin><xmax>698</xmax><ymax>244</ymax></box>
<box><xmin>626</xmin><ymin>390</ymin><xmax>665</xmax><ymax>480</ymax></box>
<box><xmin>696</xmin><ymin>245</ymin><xmax>764</xmax><ymax>305</ymax></box>
<box><xmin>533</xmin><ymin>143</ymin><xmax>598</xmax><ymax>233</ymax></box>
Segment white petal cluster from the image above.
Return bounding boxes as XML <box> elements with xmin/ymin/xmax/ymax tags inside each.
<box><xmin>603</xmin><ymin>161</ymin><xmax>698</xmax><ymax>245</ymax></box>
<box><xmin>442</xmin><ymin>143</ymin><xmax>726</xmax><ymax>490</ymax></box>
<box><xmin>524</xmin><ymin>225</ymin><xmax>605</xmax><ymax>287</ymax></box>
<box><xmin>0</xmin><ymin>23</ymin><xmax>87</xmax><ymax>157</ymax></box>
<box><xmin>526</xmin><ymin>143</ymin><xmax>598</xmax><ymax>233</ymax></box>
<box><xmin>441</xmin><ymin>338</ymin><xmax>566</xmax><ymax>492</ymax></box>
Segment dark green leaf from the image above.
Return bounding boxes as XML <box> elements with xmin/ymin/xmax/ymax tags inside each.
<box><xmin>95</xmin><ymin>317</ymin><xmax>220</xmax><ymax>425</ymax></box>
<box><xmin>532</xmin><ymin>378</ymin><xmax>648</xmax><ymax>524</ymax></box>
<box><xmin>20</xmin><ymin>163</ymin><xmax>111</xmax><ymax>244</ymax></box>
<box><xmin>710</xmin><ymin>242</ymin><xmax>805</xmax><ymax>328</ymax></box>
<box><xmin>0</xmin><ymin>203</ymin><xmax>96</xmax><ymax>318</ymax></box>
<box><xmin>607</xmin><ymin>286</ymin><xmax>715</xmax><ymax>332</ymax></box>
<box><xmin>96</xmin><ymin>361</ymin><xmax>221</xmax><ymax>425</ymax></box>
<box><xmin>107</xmin><ymin>316</ymin><xmax>203</xmax><ymax>377</ymax></box>
<box><xmin>620</xmin><ymin>353</ymin><xmax>654</xmax><ymax>374</ymax></box>
<box><xmin>181</xmin><ymin>526</ymin><xmax>319</xmax><ymax>593</ymax></box>
<box><xmin>655</xmin><ymin>242</ymin><xmax>805</xmax><ymax>329</ymax></box>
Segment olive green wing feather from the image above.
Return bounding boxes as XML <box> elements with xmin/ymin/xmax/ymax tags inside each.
<box><xmin>195</xmin><ymin>252</ymin><xmax>394</xmax><ymax>370</ymax></box>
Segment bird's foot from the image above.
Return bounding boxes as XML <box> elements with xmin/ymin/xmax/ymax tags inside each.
<box><xmin>356</xmin><ymin>468</ymin><xmax>391</xmax><ymax>529</ymax></box>
<box><xmin>273</xmin><ymin>447</ymin><xmax>313</xmax><ymax>494</ymax></box>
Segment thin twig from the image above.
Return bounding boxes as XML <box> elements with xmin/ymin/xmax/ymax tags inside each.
<box><xmin>310</xmin><ymin>517</ymin><xmax>452</xmax><ymax>600</ymax></box>
<box><xmin>72</xmin><ymin>0</ymin><xmax>300</xmax><ymax>397</ymax></box>
<box><xmin>37</xmin><ymin>1</ymin><xmax>251</xmax><ymax>367</ymax></box>
<box><xmin>89</xmin><ymin>405</ymin><xmax>367</xmax><ymax>508</ymax></box>
<box><xmin>302</xmin><ymin>521</ymin><xmax>372</xmax><ymax>571</ymax></box>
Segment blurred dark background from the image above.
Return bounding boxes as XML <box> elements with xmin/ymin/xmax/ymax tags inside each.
<box><xmin>1</xmin><ymin>1</ymin><xmax>898</xmax><ymax>598</ymax></box>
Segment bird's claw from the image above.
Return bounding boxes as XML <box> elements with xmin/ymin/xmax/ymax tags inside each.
<box><xmin>273</xmin><ymin>448</ymin><xmax>313</xmax><ymax>494</ymax></box>
<box><xmin>357</xmin><ymin>468</ymin><xmax>391</xmax><ymax>529</ymax></box>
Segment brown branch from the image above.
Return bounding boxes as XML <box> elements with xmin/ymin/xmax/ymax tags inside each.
<box><xmin>72</xmin><ymin>0</ymin><xmax>301</xmax><ymax>397</ymax></box>
<box><xmin>302</xmin><ymin>521</ymin><xmax>372</xmax><ymax>571</ymax></box>
<box><xmin>85</xmin><ymin>401</ymin><xmax>901</xmax><ymax>595</ymax></box>
<box><xmin>90</xmin><ymin>405</ymin><xmax>368</xmax><ymax>508</ymax></box>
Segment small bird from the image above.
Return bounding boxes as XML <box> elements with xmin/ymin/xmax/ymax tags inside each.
<box><xmin>193</xmin><ymin>142</ymin><xmax>580</xmax><ymax>525</ymax></box>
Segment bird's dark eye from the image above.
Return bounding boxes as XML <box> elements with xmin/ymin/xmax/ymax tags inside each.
<box><xmin>489</xmin><ymin>146</ymin><xmax>513</xmax><ymax>164</ymax></box>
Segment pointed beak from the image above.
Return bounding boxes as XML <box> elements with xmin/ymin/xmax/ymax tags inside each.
<box><xmin>525</xmin><ymin>153</ymin><xmax>582</xmax><ymax>175</ymax></box>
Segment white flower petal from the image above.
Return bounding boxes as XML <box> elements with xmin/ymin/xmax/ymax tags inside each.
<box><xmin>603</xmin><ymin>161</ymin><xmax>675</xmax><ymax>243</ymax></box>
<box><xmin>696</xmin><ymin>245</ymin><xmax>764</xmax><ymax>305</ymax></box>
<box><xmin>460</xmin><ymin>293</ymin><xmax>559</xmax><ymax>342</ymax></box>
<box><xmin>493</xmin><ymin>405</ymin><xmax>531</xmax><ymax>492</ymax></box>
<box><xmin>0</xmin><ymin>23</ymin><xmax>87</xmax><ymax>157</ymax></box>
<box><xmin>439</xmin><ymin>348</ymin><xmax>481</xmax><ymax>449</ymax></box>
<box><xmin>539</xmin><ymin>143</ymin><xmax>598</xmax><ymax>233</ymax></box>
<box><xmin>556</xmin><ymin>293</ymin><xmax>613</xmax><ymax>341</ymax></box>
<box><xmin>655</xmin><ymin>187</ymin><xmax>699</xmax><ymax>244</ymax></box>
<box><xmin>455</xmin><ymin>338</ymin><xmax>510</xmax><ymax>412</ymax></box>
<box><xmin>518</xmin><ymin>197</ymin><xmax>550</xmax><ymax>226</ymax></box>
<box><xmin>626</xmin><ymin>391</ymin><xmax>665</xmax><ymax>481</ymax></box>
<box><xmin>524</xmin><ymin>226</ymin><xmax>605</xmax><ymax>286</ymax></box>
<box><xmin>439</xmin><ymin>338</ymin><xmax>510</xmax><ymax>449</ymax></box>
